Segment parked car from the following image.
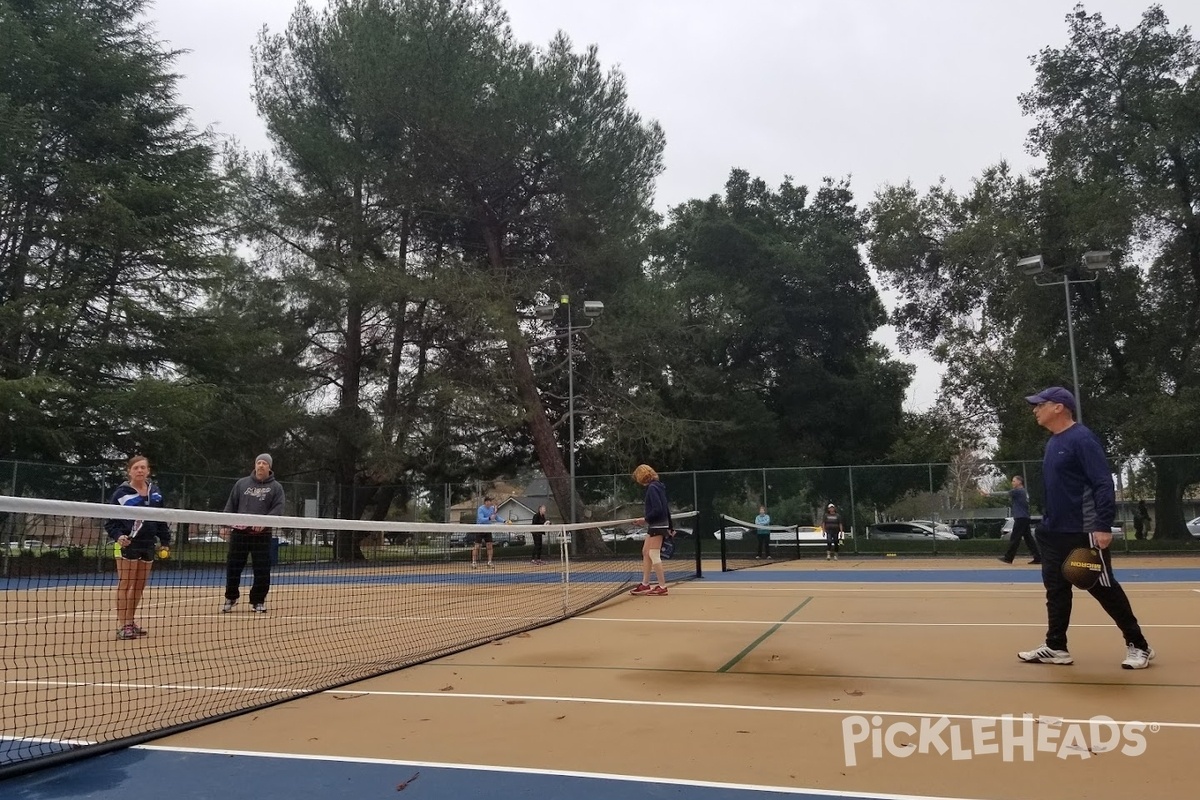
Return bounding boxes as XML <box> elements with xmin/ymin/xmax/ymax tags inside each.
<box><xmin>907</xmin><ymin>520</ymin><xmax>957</xmax><ymax>538</ymax></box>
<box><xmin>5</xmin><ymin>538</ymin><xmax>48</xmax><ymax>552</ymax></box>
<box><xmin>448</xmin><ymin>532</ymin><xmax>474</xmax><ymax>548</ymax></box>
<box><xmin>1187</xmin><ymin>516</ymin><xmax>1200</xmax><ymax>537</ymax></box>
<box><xmin>624</xmin><ymin>527</ymin><xmax>649</xmax><ymax>541</ymax></box>
<box><xmin>867</xmin><ymin>522</ymin><xmax>958</xmax><ymax>541</ymax></box>
<box><xmin>492</xmin><ymin>532</ymin><xmax>526</xmax><ymax>547</ymax></box>
<box><xmin>190</xmin><ymin>533</ymin><xmax>226</xmax><ymax>543</ymax></box>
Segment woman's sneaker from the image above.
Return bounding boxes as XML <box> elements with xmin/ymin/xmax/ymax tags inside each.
<box><xmin>1121</xmin><ymin>644</ymin><xmax>1155</xmax><ymax>669</ymax></box>
<box><xmin>629</xmin><ymin>583</ymin><xmax>652</xmax><ymax>595</ymax></box>
<box><xmin>116</xmin><ymin>624</ymin><xmax>139</xmax><ymax>640</ymax></box>
<box><xmin>646</xmin><ymin>586</ymin><xmax>668</xmax><ymax>596</ymax></box>
<box><xmin>131</xmin><ymin>623</ymin><xmax>148</xmax><ymax>637</ymax></box>
<box><xmin>1017</xmin><ymin>644</ymin><xmax>1073</xmax><ymax>664</ymax></box>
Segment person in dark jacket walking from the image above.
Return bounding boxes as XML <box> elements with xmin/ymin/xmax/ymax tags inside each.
<box><xmin>220</xmin><ymin>454</ymin><xmax>285</xmax><ymax>614</ymax></box>
<box><xmin>105</xmin><ymin>455</ymin><xmax>171</xmax><ymax>640</ymax></box>
<box><xmin>1017</xmin><ymin>387</ymin><xmax>1154</xmax><ymax>669</ymax></box>
<box><xmin>530</xmin><ymin>504</ymin><xmax>548</xmax><ymax>565</ymax></box>
<box><xmin>629</xmin><ymin>464</ymin><xmax>672</xmax><ymax>597</ymax></box>
<box><xmin>998</xmin><ymin>476</ymin><xmax>1041</xmax><ymax>564</ymax></box>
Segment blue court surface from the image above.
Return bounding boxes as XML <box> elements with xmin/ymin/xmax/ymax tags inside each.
<box><xmin>4</xmin><ymin>746</ymin><xmax>972</xmax><ymax>800</ymax></box>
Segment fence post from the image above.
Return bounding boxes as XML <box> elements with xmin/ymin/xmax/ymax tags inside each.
<box><xmin>848</xmin><ymin>465</ymin><xmax>858</xmax><ymax>554</ymax></box>
<box><xmin>693</xmin><ymin>471</ymin><xmax>703</xmax><ymax>578</ymax></box>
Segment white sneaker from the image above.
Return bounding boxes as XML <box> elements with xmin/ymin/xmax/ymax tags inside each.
<box><xmin>1017</xmin><ymin>644</ymin><xmax>1073</xmax><ymax>665</ymax></box>
<box><xmin>252</xmin><ymin>603</ymin><xmax>267</xmax><ymax>614</ymax></box>
<box><xmin>833</xmin><ymin>553</ymin><xmax>838</xmax><ymax>561</ymax></box>
<box><xmin>1121</xmin><ymin>644</ymin><xmax>1155</xmax><ymax>670</ymax></box>
<box><xmin>221</xmin><ymin>600</ymin><xmax>236</xmax><ymax>613</ymax></box>
<box><xmin>826</xmin><ymin>552</ymin><xmax>831</xmax><ymax>561</ymax></box>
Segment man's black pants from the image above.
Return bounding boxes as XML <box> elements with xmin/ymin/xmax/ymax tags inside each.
<box><xmin>1003</xmin><ymin>516</ymin><xmax>1041</xmax><ymax>562</ymax></box>
<box><xmin>1035</xmin><ymin>530</ymin><xmax>1148</xmax><ymax>652</ymax></box>
<box><xmin>225</xmin><ymin>530</ymin><xmax>272</xmax><ymax>605</ymax></box>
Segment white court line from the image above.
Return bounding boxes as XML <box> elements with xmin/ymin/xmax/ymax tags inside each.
<box><xmin>132</xmin><ymin>745</ymin><xmax>983</xmax><ymax>800</ymax></box>
<box><xmin>319</xmin><ymin>689</ymin><xmax>1200</xmax><ymax>731</ymax></box>
<box><xmin>575</xmin><ymin>617</ymin><xmax>1200</xmax><ymax>629</ymax></box>
<box><xmin>683</xmin><ymin>585</ymin><xmax>1198</xmax><ymax>593</ymax></box>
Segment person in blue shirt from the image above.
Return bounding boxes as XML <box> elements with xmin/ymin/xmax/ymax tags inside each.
<box><xmin>754</xmin><ymin>505</ymin><xmax>771</xmax><ymax>559</ymax></box>
<box><xmin>997</xmin><ymin>475</ymin><xmax>1041</xmax><ymax>564</ymax></box>
<box><xmin>472</xmin><ymin>496</ymin><xmax>498</xmax><ymax>568</ymax></box>
<box><xmin>629</xmin><ymin>464</ymin><xmax>672</xmax><ymax>596</ymax></box>
<box><xmin>1017</xmin><ymin>387</ymin><xmax>1154</xmax><ymax>670</ymax></box>
<box><xmin>104</xmin><ymin>455</ymin><xmax>171</xmax><ymax>640</ymax></box>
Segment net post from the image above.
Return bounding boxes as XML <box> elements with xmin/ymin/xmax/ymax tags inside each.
<box><xmin>719</xmin><ymin>525</ymin><xmax>728</xmax><ymax>571</ymax></box>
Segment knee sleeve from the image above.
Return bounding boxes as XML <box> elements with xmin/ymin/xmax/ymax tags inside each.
<box><xmin>649</xmin><ymin>548</ymin><xmax>662</xmax><ymax>565</ymax></box>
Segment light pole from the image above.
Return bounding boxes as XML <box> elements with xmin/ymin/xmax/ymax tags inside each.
<box><xmin>1018</xmin><ymin>250</ymin><xmax>1112</xmax><ymax>426</ymax></box>
<box><xmin>534</xmin><ymin>295</ymin><xmax>604</xmax><ymax>523</ymax></box>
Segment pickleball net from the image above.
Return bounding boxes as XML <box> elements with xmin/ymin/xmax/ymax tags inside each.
<box><xmin>0</xmin><ymin>495</ymin><xmax>696</xmax><ymax>777</ymax></box>
<box><xmin>716</xmin><ymin>513</ymin><xmax>824</xmax><ymax>571</ymax></box>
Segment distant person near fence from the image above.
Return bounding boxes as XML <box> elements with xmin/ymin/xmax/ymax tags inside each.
<box><xmin>754</xmin><ymin>505</ymin><xmax>771</xmax><ymax>559</ymax></box>
<box><xmin>998</xmin><ymin>475</ymin><xmax>1041</xmax><ymax>565</ymax></box>
<box><xmin>822</xmin><ymin>503</ymin><xmax>844</xmax><ymax>561</ymax></box>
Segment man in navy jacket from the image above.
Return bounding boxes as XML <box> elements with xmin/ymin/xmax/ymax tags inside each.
<box><xmin>1017</xmin><ymin>388</ymin><xmax>1153</xmax><ymax>669</ymax></box>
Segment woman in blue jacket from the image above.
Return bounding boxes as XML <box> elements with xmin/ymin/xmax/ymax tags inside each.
<box><xmin>630</xmin><ymin>464</ymin><xmax>672</xmax><ymax>596</ymax></box>
<box><xmin>104</xmin><ymin>455</ymin><xmax>171</xmax><ymax>640</ymax></box>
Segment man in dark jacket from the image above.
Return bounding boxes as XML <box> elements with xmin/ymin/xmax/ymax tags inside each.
<box><xmin>221</xmin><ymin>454</ymin><xmax>285</xmax><ymax>614</ymax></box>
<box><xmin>998</xmin><ymin>476</ymin><xmax>1041</xmax><ymax>564</ymax></box>
<box><xmin>1017</xmin><ymin>388</ymin><xmax>1153</xmax><ymax>669</ymax></box>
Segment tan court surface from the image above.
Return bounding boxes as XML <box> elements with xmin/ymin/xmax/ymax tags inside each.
<box><xmin>152</xmin><ymin>557</ymin><xmax>1200</xmax><ymax>800</ymax></box>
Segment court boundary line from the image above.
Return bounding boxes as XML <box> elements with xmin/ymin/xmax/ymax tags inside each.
<box><xmin>577</xmin><ymin>618</ymin><xmax>1200</xmax><ymax>629</ymax></box>
<box><xmin>129</xmin><ymin>744</ymin><xmax>995</xmax><ymax>800</ymax></box>
<box><xmin>317</xmin><ymin>689</ymin><xmax>1200</xmax><ymax>730</ymax></box>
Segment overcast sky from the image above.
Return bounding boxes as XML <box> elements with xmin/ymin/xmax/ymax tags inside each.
<box><xmin>148</xmin><ymin>0</ymin><xmax>1200</xmax><ymax>409</ymax></box>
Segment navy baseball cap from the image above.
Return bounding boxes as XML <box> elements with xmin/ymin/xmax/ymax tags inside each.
<box><xmin>1025</xmin><ymin>386</ymin><xmax>1076</xmax><ymax>413</ymax></box>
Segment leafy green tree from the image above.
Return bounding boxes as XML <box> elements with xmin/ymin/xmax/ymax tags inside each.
<box><xmin>0</xmin><ymin>0</ymin><xmax>250</xmax><ymax>481</ymax></box>
<box><xmin>648</xmin><ymin>170</ymin><xmax>911</xmax><ymax>471</ymax></box>
<box><xmin>869</xmin><ymin>5</ymin><xmax>1200</xmax><ymax>537</ymax></box>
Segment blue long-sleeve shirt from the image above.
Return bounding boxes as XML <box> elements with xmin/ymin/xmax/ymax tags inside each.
<box><xmin>643</xmin><ymin>480</ymin><xmax>672</xmax><ymax>530</ymax></box>
<box><xmin>476</xmin><ymin>504</ymin><xmax>498</xmax><ymax>524</ymax></box>
<box><xmin>1040</xmin><ymin>423</ymin><xmax>1116</xmax><ymax>534</ymax></box>
<box><xmin>104</xmin><ymin>482</ymin><xmax>171</xmax><ymax>544</ymax></box>
<box><xmin>1010</xmin><ymin>487</ymin><xmax>1030</xmax><ymax>519</ymax></box>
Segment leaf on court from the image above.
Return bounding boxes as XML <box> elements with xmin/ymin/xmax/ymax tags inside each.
<box><xmin>767</xmin><ymin>655</ymin><xmax>780</xmax><ymax>662</ymax></box>
<box><xmin>843</xmin><ymin>689</ymin><xmax>864</xmax><ymax>697</ymax></box>
<box><xmin>439</xmin><ymin>685</ymin><xmax>455</xmax><ymax>692</ymax></box>
<box><xmin>735</xmin><ymin>730</ymin><xmax>750</xmax><ymax>734</ymax></box>
<box><xmin>396</xmin><ymin>771</ymin><xmax>420</xmax><ymax>791</ymax></box>
<box><xmin>503</xmin><ymin>699</ymin><xmax>526</xmax><ymax>705</ymax></box>
<box><xmin>516</xmin><ymin>633</ymin><xmax>531</xmax><ymax>638</ymax></box>
<box><xmin>555</xmin><ymin>715</ymin><xmax>566</xmax><ymax>720</ymax></box>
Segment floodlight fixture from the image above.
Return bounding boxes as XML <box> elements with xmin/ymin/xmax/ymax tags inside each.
<box><xmin>1082</xmin><ymin>250</ymin><xmax>1112</xmax><ymax>270</ymax></box>
<box><xmin>534</xmin><ymin>304</ymin><xmax>558</xmax><ymax>321</ymax></box>
<box><xmin>582</xmin><ymin>300</ymin><xmax>605</xmax><ymax>319</ymax></box>
<box><xmin>1017</xmin><ymin>254</ymin><xmax>1046</xmax><ymax>276</ymax></box>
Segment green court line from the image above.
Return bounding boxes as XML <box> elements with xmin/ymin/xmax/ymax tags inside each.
<box><xmin>716</xmin><ymin>596</ymin><xmax>813</xmax><ymax>673</ymax></box>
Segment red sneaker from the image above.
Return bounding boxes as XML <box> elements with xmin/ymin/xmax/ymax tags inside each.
<box><xmin>646</xmin><ymin>585</ymin><xmax>668</xmax><ymax>596</ymax></box>
<box><xmin>629</xmin><ymin>583</ymin><xmax>652</xmax><ymax>595</ymax></box>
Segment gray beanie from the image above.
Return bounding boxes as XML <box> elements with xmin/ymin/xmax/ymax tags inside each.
<box><xmin>255</xmin><ymin>453</ymin><xmax>273</xmax><ymax>468</ymax></box>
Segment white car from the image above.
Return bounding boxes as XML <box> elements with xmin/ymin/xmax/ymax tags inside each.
<box><xmin>867</xmin><ymin>522</ymin><xmax>958</xmax><ymax>541</ymax></box>
<box><xmin>1187</xmin><ymin>517</ymin><xmax>1200</xmax><ymax>537</ymax></box>
<box><xmin>6</xmin><ymin>538</ymin><xmax>47</xmax><ymax>551</ymax></box>
<box><xmin>713</xmin><ymin>525</ymin><xmax>748</xmax><ymax>541</ymax></box>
